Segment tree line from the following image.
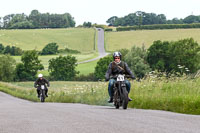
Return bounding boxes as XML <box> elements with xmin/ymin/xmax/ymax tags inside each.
<box><xmin>0</xmin><ymin>38</ymin><xmax>199</xmax><ymax>82</ymax></box>
<box><xmin>0</xmin><ymin>10</ymin><xmax>75</xmax><ymax>29</ymax></box>
<box><xmin>0</xmin><ymin>42</ymin><xmax>80</xmax><ymax>56</ymax></box>
<box><xmin>106</xmin><ymin>11</ymin><xmax>200</xmax><ymax>26</ymax></box>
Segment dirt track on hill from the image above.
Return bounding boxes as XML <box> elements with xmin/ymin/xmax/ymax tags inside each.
<box><xmin>1</xmin><ymin>91</ymin><xmax>200</xmax><ymax>133</ymax></box>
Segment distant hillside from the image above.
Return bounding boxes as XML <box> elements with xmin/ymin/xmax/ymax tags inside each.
<box><xmin>0</xmin><ymin>28</ymin><xmax>96</xmax><ymax>53</ymax></box>
<box><xmin>105</xmin><ymin>28</ymin><xmax>200</xmax><ymax>52</ymax></box>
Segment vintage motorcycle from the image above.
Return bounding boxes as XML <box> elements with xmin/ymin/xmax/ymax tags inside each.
<box><xmin>113</xmin><ymin>74</ymin><xmax>129</xmax><ymax>109</ymax></box>
<box><xmin>39</xmin><ymin>85</ymin><xmax>46</xmax><ymax>102</ymax></box>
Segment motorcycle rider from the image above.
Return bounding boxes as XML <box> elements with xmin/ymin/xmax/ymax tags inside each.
<box><xmin>34</xmin><ymin>73</ymin><xmax>50</xmax><ymax>98</ymax></box>
<box><xmin>105</xmin><ymin>51</ymin><xmax>135</xmax><ymax>103</ymax></box>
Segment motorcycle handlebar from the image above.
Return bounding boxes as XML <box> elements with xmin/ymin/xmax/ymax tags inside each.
<box><xmin>109</xmin><ymin>75</ymin><xmax>133</xmax><ymax>79</ymax></box>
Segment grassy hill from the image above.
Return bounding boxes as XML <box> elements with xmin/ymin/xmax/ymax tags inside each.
<box><xmin>0</xmin><ymin>28</ymin><xmax>98</xmax><ymax>75</ymax></box>
<box><xmin>105</xmin><ymin>28</ymin><xmax>200</xmax><ymax>52</ymax></box>
<box><xmin>0</xmin><ymin>28</ymin><xmax>96</xmax><ymax>53</ymax></box>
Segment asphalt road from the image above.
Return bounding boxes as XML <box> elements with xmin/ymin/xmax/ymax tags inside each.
<box><xmin>1</xmin><ymin>91</ymin><xmax>200</xmax><ymax>133</ymax></box>
<box><xmin>78</xmin><ymin>28</ymin><xmax>109</xmax><ymax>64</ymax></box>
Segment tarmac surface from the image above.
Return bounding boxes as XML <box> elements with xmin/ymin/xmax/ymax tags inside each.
<box><xmin>1</xmin><ymin>91</ymin><xmax>200</xmax><ymax>133</ymax></box>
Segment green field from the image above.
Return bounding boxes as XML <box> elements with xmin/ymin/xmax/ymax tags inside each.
<box><xmin>0</xmin><ymin>28</ymin><xmax>96</xmax><ymax>53</ymax></box>
<box><xmin>12</xmin><ymin>54</ymin><xmax>99</xmax><ymax>76</ymax></box>
<box><xmin>36</xmin><ymin>59</ymin><xmax>99</xmax><ymax>76</ymax></box>
<box><xmin>12</xmin><ymin>52</ymin><xmax>99</xmax><ymax>69</ymax></box>
<box><xmin>105</xmin><ymin>28</ymin><xmax>200</xmax><ymax>52</ymax></box>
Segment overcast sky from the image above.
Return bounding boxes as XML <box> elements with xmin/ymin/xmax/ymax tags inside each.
<box><xmin>1</xmin><ymin>0</ymin><xmax>200</xmax><ymax>26</ymax></box>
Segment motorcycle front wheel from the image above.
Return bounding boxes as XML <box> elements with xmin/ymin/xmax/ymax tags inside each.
<box><xmin>40</xmin><ymin>90</ymin><xmax>45</xmax><ymax>102</ymax></box>
<box><xmin>122</xmin><ymin>87</ymin><xmax>128</xmax><ymax>109</ymax></box>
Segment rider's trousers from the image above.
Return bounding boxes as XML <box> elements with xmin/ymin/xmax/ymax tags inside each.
<box><xmin>108</xmin><ymin>79</ymin><xmax>131</xmax><ymax>97</ymax></box>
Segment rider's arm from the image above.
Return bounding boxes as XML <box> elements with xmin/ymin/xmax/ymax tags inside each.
<box><xmin>124</xmin><ymin>62</ymin><xmax>135</xmax><ymax>79</ymax></box>
<box><xmin>44</xmin><ymin>78</ymin><xmax>50</xmax><ymax>87</ymax></box>
<box><xmin>34</xmin><ymin>79</ymin><xmax>39</xmax><ymax>88</ymax></box>
<box><xmin>105</xmin><ymin>63</ymin><xmax>112</xmax><ymax>81</ymax></box>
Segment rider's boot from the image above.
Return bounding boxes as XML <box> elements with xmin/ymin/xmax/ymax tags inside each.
<box><xmin>45</xmin><ymin>90</ymin><xmax>48</xmax><ymax>97</ymax></box>
<box><xmin>108</xmin><ymin>97</ymin><xmax>113</xmax><ymax>103</ymax></box>
<box><xmin>37</xmin><ymin>90</ymin><xmax>40</xmax><ymax>98</ymax></box>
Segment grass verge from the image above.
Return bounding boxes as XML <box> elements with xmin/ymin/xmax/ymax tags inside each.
<box><xmin>1</xmin><ymin>77</ymin><xmax>200</xmax><ymax>114</ymax></box>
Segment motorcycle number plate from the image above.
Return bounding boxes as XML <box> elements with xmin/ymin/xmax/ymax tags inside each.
<box><xmin>117</xmin><ymin>75</ymin><xmax>124</xmax><ymax>81</ymax></box>
<box><xmin>41</xmin><ymin>85</ymin><xmax>45</xmax><ymax>90</ymax></box>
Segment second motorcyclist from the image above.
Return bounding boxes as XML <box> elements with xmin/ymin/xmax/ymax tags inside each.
<box><xmin>34</xmin><ymin>74</ymin><xmax>50</xmax><ymax>98</ymax></box>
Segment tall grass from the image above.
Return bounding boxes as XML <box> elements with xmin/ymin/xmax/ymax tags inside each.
<box><xmin>1</xmin><ymin>77</ymin><xmax>200</xmax><ymax>114</ymax></box>
<box><xmin>129</xmin><ymin>77</ymin><xmax>200</xmax><ymax>114</ymax></box>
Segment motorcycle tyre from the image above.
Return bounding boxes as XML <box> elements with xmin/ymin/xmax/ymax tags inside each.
<box><xmin>40</xmin><ymin>90</ymin><xmax>45</xmax><ymax>102</ymax></box>
<box><xmin>122</xmin><ymin>87</ymin><xmax>128</xmax><ymax>109</ymax></box>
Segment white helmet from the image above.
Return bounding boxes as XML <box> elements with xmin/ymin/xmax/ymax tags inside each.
<box><xmin>38</xmin><ymin>73</ymin><xmax>43</xmax><ymax>78</ymax></box>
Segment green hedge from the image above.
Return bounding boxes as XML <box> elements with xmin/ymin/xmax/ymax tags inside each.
<box><xmin>116</xmin><ymin>23</ymin><xmax>200</xmax><ymax>31</ymax></box>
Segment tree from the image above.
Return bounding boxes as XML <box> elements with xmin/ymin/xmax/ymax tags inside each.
<box><xmin>3</xmin><ymin>46</ymin><xmax>11</xmax><ymax>54</ymax></box>
<box><xmin>0</xmin><ymin>55</ymin><xmax>16</xmax><ymax>81</ymax></box>
<box><xmin>10</xmin><ymin>46</ymin><xmax>23</xmax><ymax>55</ymax></box>
<box><xmin>125</xmin><ymin>45</ymin><xmax>151</xmax><ymax>79</ymax></box>
<box><xmin>83</xmin><ymin>22</ymin><xmax>92</xmax><ymax>28</ymax></box>
<box><xmin>0</xmin><ymin>43</ymin><xmax>4</xmax><ymax>53</ymax></box>
<box><xmin>94</xmin><ymin>55</ymin><xmax>113</xmax><ymax>79</ymax></box>
<box><xmin>147</xmin><ymin>38</ymin><xmax>200</xmax><ymax>75</ymax></box>
<box><xmin>15</xmin><ymin>50</ymin><xmax>44</xmax><ymax>81</ymax></box>
<box><xmin>41</xmin><ymin>42</ymin><xmax>59</xmax><ymax>55</ymax></box>
<box><xmin>29</xmin><ymin>10</ymin><xmax>40</xmax><ymax>28</ymax></box>
<box><xmin>106</xmin><ymin>16</ymin><xmax>118</xmax><ymax>26</ymax></box>
<box><xmin>147</xmin><ymin>40</ymin><xmax>170</xmax><ymax>72</ymax></box>
<box><xmin>48</xmin><ymin>55</ymin><xmax>79</xmax><ymax>80</ymax></box>
<box><xmin>118</xmin><ymin>48</ymin><xmax>130</xmax><ymax>60</ymax></box>
<box><xmin>183</xmin><ymin>15</ymin><xmax>200</xmax><ymax>24</ymax></box>
<box><xmin>169</xmin><ymin>38</ymin><xmax>200</xmax><ymax>74</ymax></box>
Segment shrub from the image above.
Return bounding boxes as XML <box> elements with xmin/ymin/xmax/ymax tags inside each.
<box><xmin>15</xmin><ymin>50</ymin><xmax>44</xmax><ymax>81</ymax></box>
<box><xmin>0</xmin><ymin>55</ymin><xmax>16</xmax><ymax>81</ymax></box>
<box><xmin>48</xmin><ymin>55</ymin><xmax>79</xmax><ymax>80</ymax></box>
<box><xmin>41</xmin><ymin>42</ymin><xmax>59</xmax><ymax>55</ymax></box>
<box><xmin>125</xmin><ymin>45</ymin><xmax>151</xmax><ymax>79</ymax></box>
<box><xmin>94</xmin><ymin>55</ymin><xmax>113</xmax><ymax>80</ymax></box>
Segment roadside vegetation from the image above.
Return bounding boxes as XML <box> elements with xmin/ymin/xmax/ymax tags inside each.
<box><xmin>1</xmin><ymin>75</ymin><xmax>200</xmax><ymax>114</ymax></box>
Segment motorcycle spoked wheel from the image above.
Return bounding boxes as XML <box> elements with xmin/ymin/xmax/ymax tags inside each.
<box><xmin>113</xmin><ymin>89</ymin><xmax>120</xmax><ymax>109</ymax></box>
<box><xmin>121</xmin><ymin>87</ymin><xmax>129</xmax><ymax>109</ymax></box>
<box><xmin>40</xmin><ymin>90</ymin><xmax>45</xmax><ymax>102</ymax></box>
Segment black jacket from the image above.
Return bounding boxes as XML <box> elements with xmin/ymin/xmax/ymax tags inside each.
<box><xmin>105</xmin><ymin>61</ymin><xmax>135</xmax><ymax>80</ymax></box>
<box><xmin>34</xmin><ymin>78</ymin><xmax>50</xmax><ymax>88</ymax></box>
